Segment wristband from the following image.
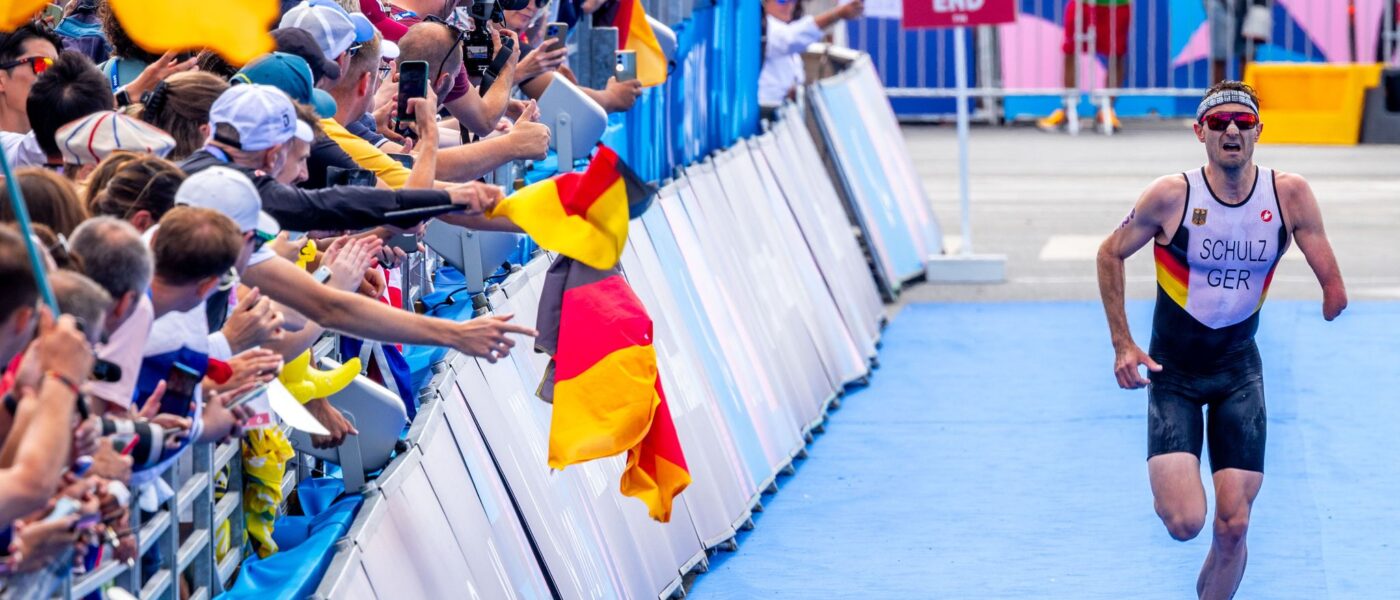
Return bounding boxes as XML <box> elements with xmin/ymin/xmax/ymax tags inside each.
<box><xmin>45</xmin><ymin>370</ymin><xmax>82</xmax><ymax>396</ymax></box>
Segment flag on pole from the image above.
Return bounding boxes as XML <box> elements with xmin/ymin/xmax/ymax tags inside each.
<box><xmin>487</xmin><ymin>145</ymin><xmax>654</xmax><ymax>271</ymax></box>
<box><xmin>536</xmin><ymin>256</ymin><xmax>689</xmax><ymax>522</ymax></box>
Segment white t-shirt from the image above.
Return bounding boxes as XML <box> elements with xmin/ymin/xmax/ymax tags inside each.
<box><xmin>759</xmin><ymin>15</ymin><xmax>825</xmax><ymax>107</ymax></box>
<box><xmin>0</xmin><ymin>130</ymin><xmax>46</xmax><ymax>168</ymax></box>
<box><xmin>86</xmin><ymin>294</ymin><xmax>155</xmax><ymax>410</ymax></box>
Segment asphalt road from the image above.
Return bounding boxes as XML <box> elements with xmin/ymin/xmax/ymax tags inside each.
<box><xmin>897</xmin><ymin>120</ymin><xmax>1400</xmax><ymax>306</ymax></box>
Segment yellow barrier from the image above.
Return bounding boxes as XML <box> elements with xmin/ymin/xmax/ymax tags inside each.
<box><xmin>1244</xmin><ymin>63</ymin><xmax>1383</xmax><ymax>145</ymax></box>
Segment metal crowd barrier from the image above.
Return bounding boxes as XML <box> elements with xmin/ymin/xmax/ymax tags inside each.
<box><xmin>42</xmin><ymin>4</ymin><xmax>906</xmax><ymax>598</ymax></box>
<box><xmin>848</xmin><ymin>0</ymin><xmax>1400</xmax><ymax>122</ymax></box>
<box><xmin>307</xmin><ymin>56</ymin><xmax>918</xmax><ymax>595</ymax></box>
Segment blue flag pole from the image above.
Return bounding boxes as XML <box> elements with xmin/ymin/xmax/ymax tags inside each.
<box><xmin>0</xmin><ymin>143</ymin><xmax>58</xmax><ymax>310</ymax></box>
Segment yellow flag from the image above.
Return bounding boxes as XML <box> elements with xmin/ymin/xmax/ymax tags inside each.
<box><xmin>109</xmin><ymin>0</ymin><xmax>279</xmax><ymax>66</ymax></box>
<box><xmin>1</xmin><ymin>1</ymin><xmax>49</xmax><ymax>30</ymax></box>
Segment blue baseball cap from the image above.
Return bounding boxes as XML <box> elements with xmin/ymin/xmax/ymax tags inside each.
<box><xmin>232</xmin><ymin>52</ymin><xmax>338</xmax><ymax>118</ymax></box>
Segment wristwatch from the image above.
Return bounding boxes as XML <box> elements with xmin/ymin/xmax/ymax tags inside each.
<box><xmin>115</xmin><ymin>86</ymin><xmax>133</xmax><ymax>107</ymax></box>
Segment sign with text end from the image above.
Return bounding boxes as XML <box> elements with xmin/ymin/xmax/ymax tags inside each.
<box><xmin>902</xmin><ymin>0</ymin><xmax>1017</xmax><ymax>29</ymax></box>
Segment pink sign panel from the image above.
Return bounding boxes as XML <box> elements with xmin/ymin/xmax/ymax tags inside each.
<box><xmin>902</xmin><ymin>0</ymin><xmax>1018</xmax><ymax>29</ymax></box>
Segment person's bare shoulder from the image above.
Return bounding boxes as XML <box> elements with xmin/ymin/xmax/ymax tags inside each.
<box><xmin>1136</xmin><ymin>174</ymin><xmax>1189</xmax><ymax>226</ymax></box>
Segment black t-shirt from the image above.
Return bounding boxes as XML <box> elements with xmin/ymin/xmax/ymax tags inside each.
<box><xmin>304</xmin><ymin>134</ymin><xmax>360</xmax><ymax>190</ymax></box>
<box><xmin>178</xmin><ymin>146</ymin><xmax>452</xmax><ymax>231</ymax></box>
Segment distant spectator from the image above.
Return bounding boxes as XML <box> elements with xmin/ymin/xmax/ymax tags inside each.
<box><xmin>0</xmin><ymin>22</ymin><xmax>63</xmax><ymax>167</ymax></box>
<box><xmin>1037</xmin><ymin>0</ymin><xmax>1132</xmax><ymax>133</ymax></box>
<box><xmin>26</xmin><ymin>51</ymin><xmax>115</xmax><ymax>165</ymax></box>
<box><xmin>1209</xmin><ymin>0</ymin><xmax>1271</xmax><ymax>83</ymax></box>
<box><xmin>96</xmin><ymin>0</ymin><xmax>162</xmax><ymax>90</ymax></box>
<box><xmin>53</xmin><ymin>0</ymin><xmax>112</xmax><ymax>64</ymax></box>
<box><xmin>50</xmin><ymin>270</ymin><xmax>113</xmax><ymax>345</ymax></box>
<box><xmin>0</xmin><ymin>167</ymin><xmax>90</xmax><ymax>237</ymax></box>
<box><xmin>759</xmin><ymin>0</ymin><xmax>863</xmax><ymax>114</ymax></box>
<box><xmin>135</xmin><ymin>71</ymin><xmax>230</xmax><ymax>160</ymax></box>
<box><xmin>68</xmin><ymin>217</ymin><xmax>156</xmax><ymax>409</ymax></box>
<box><xmin>87</xmin><ymin>154</ymin><xmax>188</xmax><ymax>232</ymax></box>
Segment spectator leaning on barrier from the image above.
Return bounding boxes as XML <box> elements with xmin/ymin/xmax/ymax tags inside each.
<box><xmin>1037</xmin><ymin>0</ymin><xmax>1131</xmax><ymax>133</ymax></box>
<box><xmin>1209</xmin><ymin>0</ymin><xmax>1271</xmax><ymax>84</ymax></box>
<box><xmin>67</xmin><ymin>217</ymin><xmax>157</xmax><ymax>412</ymax></box>
<box><xmin>759</xmin><ymin>0</ymin><xmax>863</xmax><ymax>114</ymax></box>
<box><xmin>503</xmin><ymin>2</ymin><xmax>643</xmax><ymax>114</ymax></box>
<box><xmin>178</xmin><ymin>83</ymin><xmax>482</xmax><ymax>232</ymax></box>
<box><xmin>0</xmin><ymin>227</ymin><xmax>94</xmax><ymax>525</ymax></box>
<box><xmin>0</xmin><ymin>23</ymin><xmax>62</xmax><ymax>167</ymax></box>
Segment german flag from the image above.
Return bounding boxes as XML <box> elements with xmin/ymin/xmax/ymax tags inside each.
<box><xmin>612</xmin><ymin>0</ymin><xmax>668</xmax><ymax>87</ymax></box>
<box><xmin>489</xmin><ymin>146</ymin><xmax>654</xmax><ymax>271</ymax></box>
<box><xmin>536</xmin><ymin>256</ymin><xmax>690</xmax><ymax>522</ymax></box>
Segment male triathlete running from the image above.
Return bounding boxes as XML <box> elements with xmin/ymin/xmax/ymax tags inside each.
<box><xmin>1096</xmin><ymin>80</ymin><xmax>1347</xmax><ymax>599</ymax></box>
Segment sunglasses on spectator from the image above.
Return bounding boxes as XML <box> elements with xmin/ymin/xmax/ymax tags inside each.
<box><xmin>0</xmin><ymin>56</ymin><xmax>53</xmax><ymax>75</ymax></box>
<box><xmin>1201</xmin><ymin>111</ymin><xmax>1258</xmax><ymax>131</ymax></box>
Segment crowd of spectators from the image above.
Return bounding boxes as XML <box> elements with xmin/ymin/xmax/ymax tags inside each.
<box><xmin>0</xmin><ymin>0</ymin><xmax>650</xmax><ymax>592</ymax></box>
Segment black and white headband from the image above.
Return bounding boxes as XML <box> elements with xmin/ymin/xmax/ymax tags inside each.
<box><xmin>1196</xmin><ymin>90</ymin><xmax>1259</xmax><ymax>121</ymax></box>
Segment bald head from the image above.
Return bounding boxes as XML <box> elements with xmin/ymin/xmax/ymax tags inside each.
<box><xmin>398</xmin><ymin>21</ymin><xmax>462</xmax><ymax>93</ymax></box>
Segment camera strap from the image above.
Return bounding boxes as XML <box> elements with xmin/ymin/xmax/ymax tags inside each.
<box><xmin>479</xmin><ymin>39</ymin><xmax>515</xmax><ymax>95</ymax></box>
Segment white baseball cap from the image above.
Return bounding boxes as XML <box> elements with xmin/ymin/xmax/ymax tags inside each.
<box><xmin>175</xmin><ymin>167</ymin><xmax>279</xmax><ymax>240</ymax></box>
<box><xmin>208</xmin><ymin>84</ymin><xmax>314</xmax><ymax>152</ymax></box>
<box><xmin>280</xmin><ymin>0</ymin><xmax>377</xmax><ymax>61</ymax></box>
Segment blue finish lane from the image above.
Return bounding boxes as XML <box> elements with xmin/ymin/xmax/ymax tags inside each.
<box><xmin>690</xmin><ymin>301</ymin><xmax>1400</xmax><ymax>599</ymax></box>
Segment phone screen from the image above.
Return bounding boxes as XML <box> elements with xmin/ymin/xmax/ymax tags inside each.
<box><xmin>396</xmin><ymin>60</ymin><xmax>430</xmax><ymax>139</ymax></box>
<box><xmin>159</xmin><ymin>362</ymin><xmax>201</xmax><ymax>417</ymax></box>
<box><xmin>327</xmin><ymin>166</ymin><xmax>377</xmax><ymax>187</ymax></box>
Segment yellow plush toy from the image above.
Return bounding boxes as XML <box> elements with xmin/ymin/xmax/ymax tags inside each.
<box><xmin>279</xmin><ymin>350</ymin><xmax>360</xmax><ymax>405</ymax></box>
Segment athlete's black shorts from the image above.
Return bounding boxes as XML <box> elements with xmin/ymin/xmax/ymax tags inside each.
<box><xmin>1147</xmin><ymin>338</ymin><xmax>1267</xmax><ymax>473</ymax></box>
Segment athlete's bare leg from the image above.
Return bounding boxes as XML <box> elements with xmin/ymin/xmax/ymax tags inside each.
<box><xmin>1197</xmin><ymin>468</ymin><xmax>1263</xmax><ymax>599</ymax></box>
<box><xmin>1148</xmin><ymin>452</ymin><xmax>1207</xmax><ymax>541</ymax></box>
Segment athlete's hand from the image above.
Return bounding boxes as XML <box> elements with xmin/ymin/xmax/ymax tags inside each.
<box><xmin>1114</xmin><ymin>344</ymin><xmax>1162</xmax><ymax>389</ymax></box>
<box><xmin>1322</xmin><ymin>285</ymin><xmax>1347</xmax><ymax>321</ymax></box>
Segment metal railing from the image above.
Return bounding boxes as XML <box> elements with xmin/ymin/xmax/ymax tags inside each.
<box><xmin>848</xmin><ymin>0</ymin><xmax>1400</xmax><ymax>123</ymax></box>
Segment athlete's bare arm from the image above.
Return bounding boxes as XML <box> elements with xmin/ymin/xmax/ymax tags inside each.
<box><xmin>1275</xmin><ymin>172</ymin><xmax>1347</xmax><ymax>320</ymax></box>
<box><xmin>1097</xmin><ymin>175</ymin><xmax>1186</xmax><ymax>389</ymax></box>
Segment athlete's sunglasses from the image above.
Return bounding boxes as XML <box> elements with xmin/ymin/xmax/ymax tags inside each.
<box><xmin>0</xmin><ymin>56</ymin><xmax>53</xmax><ymax>75</ymax></box>
<box><xmin>1201</xmin><ymin>111</ymin><xmax>1259</xmax><ymax>131</ymax></box>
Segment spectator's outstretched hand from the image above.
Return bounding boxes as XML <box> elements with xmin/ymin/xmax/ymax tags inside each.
<box><xmin>451</xmin><ymin>313</ymin><xmax>537</xmax><ymax>363</ymax></box>
<box><xmin>217</xmin><ymin>348</ymin><xmax>282</xmax><ymax>394</ymax></box>
<box><xmin>446</xmin><ymin>181</ymin><xmax>507</xmax><ymax>216</ymax></box>
<box><xmin>221</xmin><ymin>288</ymin><xmax>285</xmax><ymax>352</ymax></box>
<box><xmin>126</xmin><ymin>51</ymin><xmax>198</xmax><ymax>100</ymax></box>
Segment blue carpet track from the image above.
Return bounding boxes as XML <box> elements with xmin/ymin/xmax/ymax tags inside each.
<box><xmin>689</xmin><ymin>300</ymin><xmax>1400</xmax><ymax>599</ymax></box>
